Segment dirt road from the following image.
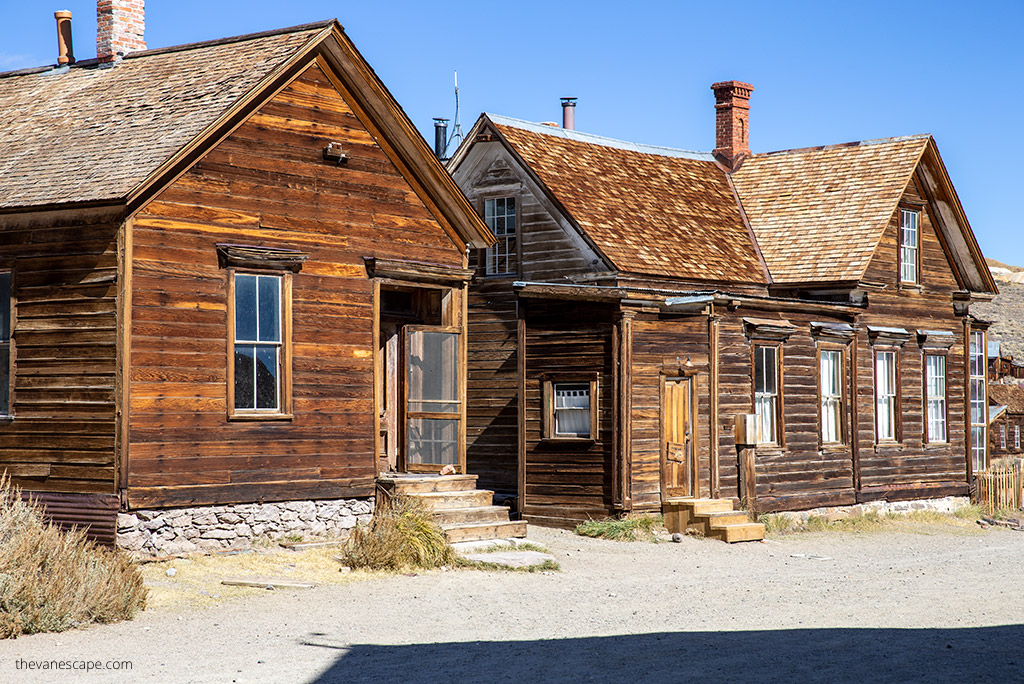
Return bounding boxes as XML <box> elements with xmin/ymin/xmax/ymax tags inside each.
<box><xmin>1</xmin><ymin>520</ymin><xmax>1022</xmax><ymax>683</ymax></box>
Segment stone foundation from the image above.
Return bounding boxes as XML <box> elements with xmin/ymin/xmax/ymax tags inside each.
<box><xmin>116</xmin><ymin>497</ymin><xmax>374</xmax><ymax>557</ymax></box>
<box><xmin>766</xmin><ymin>496</ymin><xmax>969</xmax><ymax>524</ymax></box>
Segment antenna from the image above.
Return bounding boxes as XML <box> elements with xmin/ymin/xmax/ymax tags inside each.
<box><xmin>446</xmin><ymin>70</ymin><xmax>464</xmax><ymax>153</ymax></box>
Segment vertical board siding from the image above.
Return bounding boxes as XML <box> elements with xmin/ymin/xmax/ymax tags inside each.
<box><xmin>126</xmin><ymin>62</ymin><xmax>464</xmax><ymax>508</ymax></box>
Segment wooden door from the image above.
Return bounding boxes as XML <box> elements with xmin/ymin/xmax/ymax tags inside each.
<box><xmin>662</xmin><ymin>377</ymin><xmax>696</xmax><ymax>498</ymax></box>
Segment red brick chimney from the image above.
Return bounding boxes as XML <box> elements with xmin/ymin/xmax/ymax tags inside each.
<box><xmin>711</xmin><ymin>80</ymin><xmax>754</xmax><ymax>167</ymax></box>
<box><xmin>97</xmin><ymin>0</ymin><xmax>146</xmax><ymax>63</ymax></box>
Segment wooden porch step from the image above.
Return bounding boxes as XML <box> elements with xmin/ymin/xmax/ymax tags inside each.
<box><xmin>442</xmin><ymin>520</ymin><xmax>528</xmax><ymax>544</ymax></box>
<box><xmin>704</xmin><ymin>510</ymin><xmax>751</xmax><ymax>527</ymax></box>
<box><xmin>431</xmin><ymin>505</ymin><xmax>511</xmax><ymax>526</ymax></box>
<box><xmin>378</xmin><ymin>474</ymin><xmax>479</xmax><ymax>494</ymax></box>
<box><xmin>707</xmin><ymin>521</ymin><xmax>766</xmax><ymax>543</ymax></box>
<box><xmin>407</xmin><ymin>490</ymin><xmax>494</xmax><ymax>510</ymax></box>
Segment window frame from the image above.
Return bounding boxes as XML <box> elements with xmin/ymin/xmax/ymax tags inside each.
<box><xmin>1016</xmin><ymin>425</ymin><xmax>1020</xmax><ymax>450</ymax></box>
<box><xmin>969</xmin><ymin>329</ymin><xmax>988</xmax><ymax>472</ymax></box>
<box><xmin>752</xmin><ymin>343</ymin><xmax>783</xmax><ymax>447</ymax></box>
<box><xmin>817</xmin><ymin>345</ymin><xmax>846</xmax><ymax>447</ymax></box>
<box><xmin>923</xmin><ymin>352</ymin><xmax>948</xmax><ymax>444</ymax></box>
<box><xmin>482</xmin><ymin>196</ymin><xmax>519</xmax><ymax>277</ymax></box>
<box><xmin>874</xmin><ymin>349</ymin><xmax>901</xmax><ymax>443</ymax></box>
<box><xmin>898</xmin><ymin>207</ymin><xmax>921</xmax><ymax>286</ymax></box>
<box><xmin>0</xmin><ymin>269</ymin><xmax>12</xmax><ymax>419</ymax></box>
<box><xmin>1000</xmin><ymin>423</ymin><xmax>1007</xmax><ymax>450</ymax></box>
<box><xmin>227</xmin><ymin>269</ymin><xmax>293</xmax><ymax>420</ymax></box>
<box><xmin>542</xmin><ymin>374</ymin><xmax>598</xmax><ymax>442</ymax></box>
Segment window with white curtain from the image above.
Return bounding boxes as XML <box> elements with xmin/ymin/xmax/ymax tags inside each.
<box><xmin>754</xmin><ymin>345</ymin><xmax>780</xmax><ymax>445</ymax></box>
<box><xmin>875</xmin><ymin>350</ymin><xmax>898</xmax><ymax>441</ymax></box>
<box><xmin>925</xmin><ymin>354</ymin><xmax>947</xmax><ymax>443</ymax></box>
<box><xmin>820</xmin><ymin>349</ymin><xmax>843</xmax><ymax>444</ymax></box>
<box><xmin>553</xmin><ymin>383</ymin><xmax>591</xmax><ymax>437</ymax></box>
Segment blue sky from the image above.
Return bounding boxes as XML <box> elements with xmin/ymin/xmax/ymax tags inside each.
<box><xmin>2</xmin><ymin>1</ymin><xmax>1022</xmax><ymax>266</ymax></box>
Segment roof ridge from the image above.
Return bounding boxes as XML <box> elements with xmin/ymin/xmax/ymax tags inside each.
<box><xmin>124</xmin><ymin>19</ymin><xmax>336</xmax><ymax>60</ymax></box>
<box><xmin>486</xmin><ymin>113</ymin><xmax>714</xmax><ymax>161</ymax></box>
<box><xmin>755</xmin><ymin>134</ymin><xmax>931</xmax><ymax>157</ymax></box>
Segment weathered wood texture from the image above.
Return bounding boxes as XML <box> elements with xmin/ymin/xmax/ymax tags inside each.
<box><xmin>0</xmin><ymin>209</ymin><xmax>121</xmax><ymax>498</ymax></box>
<box><xmin>629</xmin><ymin>316</ymin><xmax>711</xmax><ymax>510</ymax></box>
<box><xmin>462</xmin><ymin>152</ymin><xmax>603</xmax><ymax>494</ymax></box>
<box><xmin>126</xmin><ymin>62</ymin><xmax>465</xmax><ymax>508</ymax></box>
<box><xmin>522</xmin><ymin>301</ymin><xmax>615</xmax><ymax>522</ymax></box>
<box><xmin>990</xmin><ymin>414</ymin><xmax>1024</xmax><ymax>458</ymax></box>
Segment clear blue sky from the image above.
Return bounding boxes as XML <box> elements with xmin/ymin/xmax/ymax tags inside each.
<box><xmin>2</xmin><ymin>1</ymin><xmax>1021</xmax><ymax>266</ymax></box>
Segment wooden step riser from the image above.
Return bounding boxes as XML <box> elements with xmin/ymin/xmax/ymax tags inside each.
<box><xmin>707</xmin><ymin>523</ymin><xmax>766</xmax><ymax>543</ymax></box>
<box><xmin>443</xmin><ymin>521</ymin><xmax>528</xmax><ymax>544</ymax></box>
<box><xmin>686</xmin><ymin>513</ymin><xmax>751</xmax><ymax>534</ymax></box>
<box><xmin>381</xmin><ymin>475</ymin><xmax>479</xmax><ymax>494</ymax></box>
<box><xmin>408</xmin><ymin>491</ymin><xmax>493</xmax><ymax>510</ymax></box>
<box><xmin>431</xmin><ymin>507</ymin><xmax>510</xmax><ymax>525</ymax></box>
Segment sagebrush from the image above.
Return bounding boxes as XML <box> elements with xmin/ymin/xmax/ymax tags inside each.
<box><xmin>341</xmin><ymin>495</ymin><xmax>456</xmax><ymax>571</ymax></box>
<box><xmin>0</xmin><ymin>476</ymin><xmax>147</xmax><ymax>638</ymax></box>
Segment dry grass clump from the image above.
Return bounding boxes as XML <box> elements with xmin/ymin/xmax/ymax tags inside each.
<box><xmin>0</xmin><ymin>476</ymin><xmax>147</xmax><ymax>638</ymax></box>
<box><xmin>340</xmin><ymin>495</ymin><xmax>456</xmax><ymax>571</ymax></box>
<box><xmin>759</xmin><ymin>506</ymin><xmax>985</xmax><ymax>536</ymax></box>
<box><xmin>575</xmin><ymin>515</ymin><xmax>664</xmax><ymax>542</ymax></box>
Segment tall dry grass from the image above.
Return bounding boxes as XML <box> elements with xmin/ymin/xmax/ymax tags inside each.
<box><xmin>341</xmin><ymin>495</ymin><xmax>456</xmax><ymax>571</ymax></box>
<box><xmin>0</xmin><ymin>476</ymin><xmax>147</xmax><ymax>638</ymax></box>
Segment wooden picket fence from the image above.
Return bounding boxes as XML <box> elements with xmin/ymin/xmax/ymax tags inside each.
<box><xmin>974</xmin><ymin>459</ymin><xmax>1024</xmax><ymax>514</ymax></box>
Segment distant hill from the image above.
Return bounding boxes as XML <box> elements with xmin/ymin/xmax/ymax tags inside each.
<box><xmin>975</xmin><ymin>261</ymin><xmax>1024</xmax><ymax>358</ymax></box>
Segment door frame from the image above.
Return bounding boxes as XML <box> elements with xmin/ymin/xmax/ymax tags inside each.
<box><xmin>660</xmin><ymin>371</ymin><xmax>699</xmax><ymax>500</ymax></box>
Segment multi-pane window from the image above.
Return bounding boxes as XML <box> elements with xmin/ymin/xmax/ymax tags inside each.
<box><xmin>820</xmin><ymin>349</ymin><xmax>843</xmax><ymax>444</ymax></box>
<box><xmin>754</xmin><ymin>346</ymin><xmax>780</xmax><ymax>444</ymax></box>
<box><xmin>925</xmin><ymin>354</ymin><xmax>947</xmax><ymax>443</ymax></box>
<box><xmin>553</xmin><ymin>383</ymin><xmax>592</xmax><ymax>437</ymax></box>
<box><xmin>233</xmin><ymin>274</ymin><xmax>283</xmax><ymax>412</ymax></box>
<box><xmin>875</xmin><ymin>351</ymin><xmax>898</xmax><ymax>441</ymax></box>
<box><xmin>1000</xmin><ymin>425</ymin><xmax>1007</xmax><ymax>449</ymax></box>
<box><xmin>484</xmin><ymin>197</ymin><xmax>517</xmax><ymax>275</ymax></box>
<box><xmin>899</xmin><ymin>209</ymin><xmax>919</xmax><ymax>284</ymax></box>
<box><xmin>0</xmin><ymin>272</ymin><xmax>10</xmax><ymax>415</ymax></box>
<box><xmin>970</xmin><ymin>330</ymin><xmax>987</xmax><ymax>471</ymax></box>
<box><xmin>1016</xmin><ymin>425</ymin><xmax>1021</xmax><ymax>450</ymax></box>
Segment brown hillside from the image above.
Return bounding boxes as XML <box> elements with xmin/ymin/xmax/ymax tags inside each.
<box><xmin>974</xmin><ymin>280</ymin><xmax>1024</xmax><ymax>358</ymax></box>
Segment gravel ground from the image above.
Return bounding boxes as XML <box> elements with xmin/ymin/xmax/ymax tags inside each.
<box><xmin>1</xmin><ymin>520</ymin><xmax>1023</xmax><ymax>683</ymax></box>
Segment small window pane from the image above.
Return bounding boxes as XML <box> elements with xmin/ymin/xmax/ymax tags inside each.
<box><xmin>257</xmin><ymin>276</ymin><xmax>281</xmax><ymax>343</ymax></box>
<box><xmin>255</xmin><ymin>346</ymin><xmax>279</xmax><ymax>409</ymax></box>
<box><xmin>234</xmin><ymin>346</ymin><xmax>255</xmax><ymax>409</ymax></box>
<box><xmin>554</xmin><ymin>383</ymin><xmax>591</xmax><ymax>437</ymax></box>
<box><xmin>235</xmin><ymin>275</ymin><xmax>258</xmax><ymax>341</ymax></box>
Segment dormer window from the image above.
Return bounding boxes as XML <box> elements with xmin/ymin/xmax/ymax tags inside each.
<box><xmin>899</xmin><ymin>208</ymin><xmax>920</xmax><ymax>284</ymax></box>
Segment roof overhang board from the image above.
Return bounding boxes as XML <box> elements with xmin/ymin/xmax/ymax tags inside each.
<box><xmin>914</xmin><ymin>139</ymin><xmax>997</xmax><ymax>294</ymax></box>
<box><xmin>451</xmin><ymin>115</ymin><xmax>615</xmax><ymax>273</ymax></box>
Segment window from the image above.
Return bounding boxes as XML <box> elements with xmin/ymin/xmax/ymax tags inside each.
<box><xmin>543</xmin><ymin>377</ymin><xmax>598</xmax><ymax>440</ymax></box>
<box><xmin>0</xmin><ymin>271</ymin><xmax>9</xmax><ymax>416</ymax></box>
<box><xmin>1000</xmin><ymin>424</ymin><xmax>1007</xmax><ymax>449</ymax></box>
<box><xmin>875</xmin><ymin>350</ymin><xmax>898</xmax><ymax>441</ymax></box>
<box><xmin>899</xmin><ymin>209</ymin><xmax>920</xmax><ymax>284</ymax></box>
<box><xmin>969</xmin><ymin>330</ymin><xmax>987</xmax><ymax>471</ymax></box>
<box><xmin>1016</xmin><ymin>425</ymin><xmax>1020</xmax><ymax>450</ymax></box>
<box><xmin>754</xmin><ymin>345</ymin><xmax>780</xmax><ymax>445</ymax></box>
<box><xmin>925</xmin><ymin>354</ymin><xmax>947</xmax><ymax>443</ymax></box>
<box><xmin>820</xmin><ymin>349</ymin><xmax>843</xmax><ymax>444</ymax></box>
<box><xmin>484</xmin><ymin>197</ymin><xmax>517</xmax><ymax>275</ymax></box>
<box><xmin>230</xmin><ymin>273</ymin><xmax>290</xmax><ymax>417</ymax></box>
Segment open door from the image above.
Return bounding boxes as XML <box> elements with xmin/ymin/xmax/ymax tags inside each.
<box><xmin>403</xmin><ymin>326</ymin><xmax>464</xmax><ymax>473</ymax></box>
<box><xmin>662</xmin><ymin>376</ymin><xmax>696</xmax><ymax>498</ymax></box>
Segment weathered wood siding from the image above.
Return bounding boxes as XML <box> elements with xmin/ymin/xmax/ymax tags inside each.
<box><xmin>522</xmin><ymin>301</ymin><xmax>615</xmax><ymax>524</ymax></box>
<box><xmin>0</xmin><ymin>209</ymin><xmax>121</xmax><ymax>497</ymax></box>
<box><xmin>990</xmin><ymin>412</ymin><xmax>1024</xmax><ymax>458</ymax></box>
<box><xmin>126</xmin><ymin>62</ymin><xmax>465</xmax><ymax>508</ymax></box>
<box><xmin>462</xmin><ymin>149</ymin><xmax>604</xmax><ymax>494</ymax></box>
<box><xmin>629</xmin><ymin>315</ymin><xmax>711</xmax><ymax>510</ymax></box>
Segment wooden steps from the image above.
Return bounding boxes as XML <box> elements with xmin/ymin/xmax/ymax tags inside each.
<box><xmin>663</xmin><ymin>497</ymin><xmax>765</xmax><ymax>543</ymax></box>
<box><xmin>377</xmin><ymin>474</ymin><xmax>527</xmax><ymax>543</ymax></box>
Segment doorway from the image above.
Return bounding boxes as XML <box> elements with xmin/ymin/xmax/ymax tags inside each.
<box><xmin>661</xmin><ymin>376</ymin><xmax>696</xmax><ymax>498</ymax></box>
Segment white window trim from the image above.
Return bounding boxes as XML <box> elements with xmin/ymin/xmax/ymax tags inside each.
<box><xmin>899</xmin><ymin>208</ymin><xmax>920</xmax><ymax>284</ymax></box>
<box><xmin>754</xmin><ymin>345</ymin><xmax>780</xmax><ymax>445</ymax></box>
<box><xmin>925</xmin><ymin>354</ymin><xmax>947</xmax><ymax>443</ymax></box>
<box><xmin>969</xmin><ymin>330</ymin><xmax>987</xmax><ymax>472</ymax></box>
<box><xmin>820</xmin><ymin>349</ymin><xmax>843</xmax><ymax>444</ymax></box>
<box><xmin>875</xmin><ymin>350</ymin><xmax>898</xmax><ymax>442</ymax></box>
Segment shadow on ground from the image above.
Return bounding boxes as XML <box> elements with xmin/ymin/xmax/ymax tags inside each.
<box><xmin>306</xmin><ymin>625</ymin><xmax>1024</xmax><ymax>683</ymax></box>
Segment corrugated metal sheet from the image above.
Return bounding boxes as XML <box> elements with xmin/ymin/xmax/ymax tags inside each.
<box><xmin>23</xmin><ymin>491</ymin><xmax>119</xmax><ymax>546</ymax></box>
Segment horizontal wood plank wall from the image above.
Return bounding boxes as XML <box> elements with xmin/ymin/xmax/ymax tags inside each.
<box><xmin>0</xmin><ymin>210</ymin><xmax>121</xmax><ymax>498</ymax></box>
<box><xmin>716</xmin><ymin>312</ymin><xmax>857</xmax><ymax>511</ymax></box>
<box><xmin>855</xmin><ymin>176</ymin><xmax>968</xmax><ymax>501</ymax></box>
<box><xmin>989</xmin><ymin>413</ymin><xmax>1024</xmax><ymax>458</ymax></box>
<box><xmin>126</xmin><ymin>62</ymin><xmax>465</xmax><ymax>509</ymax></box>
<box><xmin>523</xmin><ymin>301</ymin><xmax>615</xmax><ymax>525</ymax></box>
<box><xmin>630</xmin><ymin>315</ymin><xmax>710</xmax><ymax>510</ymax></box>
<box><xmin>463</xmin><ymin>155</ymin><xmax>599</xmax><ymax>494</ymax></box>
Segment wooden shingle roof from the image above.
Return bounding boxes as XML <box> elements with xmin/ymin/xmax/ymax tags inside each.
<box><xmin>990</xmin><ymin>384</ymin><xmax>1024</xmax><ymax>414</ymax></box>
<box><xmin>731</xmin><ymin>136</ymin><xmax>930</xmax><ymax>284</ymax></box>
<box><xmin>0</xmin><ymin>22</ymin><xmax>329</xmax><ymax>210</ymax></box>
<box><xmin>487</xmin><ymin>116</ymin><xmax>769</xmax><ymax>284</ymax></box>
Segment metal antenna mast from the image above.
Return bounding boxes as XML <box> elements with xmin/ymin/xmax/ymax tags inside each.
<box><xmin>447</xmin><ymin>70</ymin><xmax>464</xmax><ymax>153</ymax></box>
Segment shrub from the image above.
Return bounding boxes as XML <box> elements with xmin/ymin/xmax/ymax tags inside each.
<box><xmin>575</xmin><ymin>515</ymin><xmax>663</xmax><ymax>542</ymax></box>
<box><xmin>341</xmin><ymin>495</ymin><xmax>456</xmax><ymax>571</ymax></box>
<box><xmin>0</xmin><ymin>476</ymin><xmax>147</xmax><ymax>638</ymax></box>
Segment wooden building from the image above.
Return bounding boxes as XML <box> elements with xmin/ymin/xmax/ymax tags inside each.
<box><xmin>0</xmin><ymin>9</ymin><xmax>498</xmax><ymax>544</ymax></box>
<box><xmin>989</xmin><ymin>384</ymin><xmax>1024</xmax><ymax>458</ymax></box>
<box><xmin>450</xmin><ymin>82</ymin><xmax>998</xmax><ymax>528</ymax></box>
